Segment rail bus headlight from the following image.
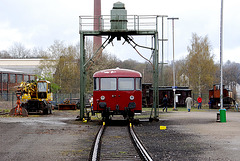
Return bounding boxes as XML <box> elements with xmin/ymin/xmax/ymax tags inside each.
<box><xmin>130</xmin><ymin>95</ymin><xmax>134</xmax><ymax>100</ymax></box>
<box><xmin>101</xmin><ymin>95</ymin><xmax>105</xmax><ymax>101</ymax></box>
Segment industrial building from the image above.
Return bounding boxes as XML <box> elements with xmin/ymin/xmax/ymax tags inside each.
<box><xmin>0</xmin><ymin>59</ymin><xmax>42</xmax><ymax>74</ymax></box>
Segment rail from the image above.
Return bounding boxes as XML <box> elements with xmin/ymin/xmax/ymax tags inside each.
<box><xmin>90</xmin><ymin>123</ymin><xmax>105</xmax><ymax>161</ymax></box>
<box><xmin>89</xmin><ymin>122</ymin><xmax>153</xmax><ymax>161</ymax></box>
<box><xmin>129</xmin><ymin>123</ymin><xmax>153</xmax><ymax>161</ymax></box>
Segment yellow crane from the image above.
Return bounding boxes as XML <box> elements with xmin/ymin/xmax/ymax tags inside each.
<box><xmin>9</xmin><ymin>80</ymin><xmax>53</xmax><ymax>116</ymax></box>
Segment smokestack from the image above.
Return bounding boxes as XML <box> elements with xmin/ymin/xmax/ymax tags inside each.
<box><xmin>94</xmin><ymin>0</ymin><xmax>102</xmax><ymax>49</ymax></box>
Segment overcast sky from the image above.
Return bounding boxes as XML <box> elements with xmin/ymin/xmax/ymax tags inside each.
<box><xmin>0</xmin><ymin>0</ymin><xmax>239</xmax><ymax>63</ymax></box>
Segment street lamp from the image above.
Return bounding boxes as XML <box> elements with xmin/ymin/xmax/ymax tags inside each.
<box><xmin>168</xmin><ymin>17</ymin><xmax>179</xmax><ymax>111</ymax></box>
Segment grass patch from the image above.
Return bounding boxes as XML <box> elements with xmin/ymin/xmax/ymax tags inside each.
<box><xmin>0</xmin><ymin>109</ymin><xmax>10</xmax><ymax>113</ymax></box>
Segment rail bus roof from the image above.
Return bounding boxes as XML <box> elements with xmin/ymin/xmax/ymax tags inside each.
<box><xmin>93</xmin><ymin>68</ymin><xmax>142</xmax><ymax>78</ymax></box>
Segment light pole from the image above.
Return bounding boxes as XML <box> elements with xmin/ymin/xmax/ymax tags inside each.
<box><xmin>219</xmin><ymin>0</ymin><xmax>226</xmax><ymax>122</ymax></box>
<box><xmin>168</xmin><ymin>17</ymin><xmax>179</xmax><ymax>111</ymax></box>
<box><xmin>220</xmin><ymin>0</ymin><xmax>224</xmax><ymax>110</ymax></box>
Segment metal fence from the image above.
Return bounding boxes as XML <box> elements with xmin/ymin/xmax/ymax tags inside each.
<box><xmin>0</xmin><ymin>92</ymin><xmax>233</xmax><ymax>109</ymax></box>
<box><xmin>0</xmin><ymin>93</ymin><xmax>91</xmax><ymax>108</ymax></box>
<box><xmin>0</xmin><ymin>93</ymin><xmax>16</xmax><ymax>108</ymax></box>
<box><xmin>192</xmin><ymin>93</ymin><xmax>210</xmax><ymax>107</ymax></box>
<box><xmin>79</xmin><ymin>15</ymin><xmax>165</xmax><ymax>32</ymax></box>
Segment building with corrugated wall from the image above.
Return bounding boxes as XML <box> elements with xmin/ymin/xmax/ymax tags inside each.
<box><xmin>0</xmin><ymin>59</ymin><xmax>41</xmax><ymax>99</ymax></box>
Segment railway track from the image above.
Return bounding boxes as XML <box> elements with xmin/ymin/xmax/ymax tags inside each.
<box><xmin>89</xmin><ymin>121</ymin><xmax>153</xmax><ymax>161</ymax></box>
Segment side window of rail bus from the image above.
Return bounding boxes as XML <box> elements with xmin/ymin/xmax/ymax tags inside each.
<box><xmin>94</xmin><ymin>78</ymin><xmax>99</xmax><ymax>91</ymax></box>
<box><xmin>136</xmin><ymin>78</ymin><xmax>141</xmax><ymax>90</ymax></box>
<box><xmin>101</xmin><ymin>78</ymin><xmax>116</xmax><ymax>90</ymax></box>
<box><xmin>118</xmin><ymin>78</ymin><xmax>134</xmax><ymax>91</ymax></box>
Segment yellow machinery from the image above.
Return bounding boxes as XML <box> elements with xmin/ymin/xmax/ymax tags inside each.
<box><xmin>9</xmin><ymin>80</ymin><xmax>53</xmax><ymax>116</ymax></box>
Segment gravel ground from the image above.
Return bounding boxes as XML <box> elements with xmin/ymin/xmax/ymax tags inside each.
<box><xmin>0</xmin><ymin>108</ymin><xmax>239</xmax><ymax>161</ymax></box>
<box><xmin>134</xmin><ymin>109</ymin><xmax>240</xmax><ymax>161</ymax></box>
<box><xmin>0</xmin><ymin>110</ymin><xmax>99</xmax><ymax>161</ymax></box>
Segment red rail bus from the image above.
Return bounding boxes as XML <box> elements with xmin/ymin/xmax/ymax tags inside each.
<box><xmin>93</xmin><ymin>68</ymin><xmax>142</xmax><ymax>120</ymax></box>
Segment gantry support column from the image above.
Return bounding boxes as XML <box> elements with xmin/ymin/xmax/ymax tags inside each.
<box><xmin>80</xmin><ymin>32</ymin><xmax>85</xmax><ymax>120</ymax></box>
<box><xmin>153</xmin><ymin>32</ymin><xmax>159</xmax><ymax>119</ymax></box>
<box><xmin>79</xmin><ymin>30</ymin><xmax>161</xmax><ymax>120</ymax></box>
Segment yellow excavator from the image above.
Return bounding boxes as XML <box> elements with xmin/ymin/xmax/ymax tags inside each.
<box><xmin>9</xmin><ymin>80</ymin><xmax>53</xmax><ymax>116</ymax></box>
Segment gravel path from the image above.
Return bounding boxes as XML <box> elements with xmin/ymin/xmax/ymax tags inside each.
<box><xmin>134</xmin><ymin>110</ymin><xmax>240</xmax><ymax>161</ymax></box>
<box><xmin>0</xmin><ymin>111</ymin><xmax>99</xmax><ymax>161</ymax></box>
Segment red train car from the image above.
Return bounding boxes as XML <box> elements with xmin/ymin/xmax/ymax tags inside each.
<box><xmin>93</xmin><ymin>68</ymin><xmax>142</xmax><ymax>120</ymax></box>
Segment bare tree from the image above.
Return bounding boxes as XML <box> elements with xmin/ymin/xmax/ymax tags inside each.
<box><xmin>222</xmin><ymin>61</ymin><xmax>240</xmax><ymax>100</ymax></box>
<box><xmin>39</xmin><ymin>40</ymin><xmax>80</xmax><ymax>93</ymax></box>
<box><xmin>176</xmin><ymin>59</ymin><xmax>189</xmax><ymax>87</ymax></box>
<box><xmin>31</xmin><ymin>47</ymin><xmax>47</xmax><ymax>58</ymax></box>
<box><xmin>8</xmin><ymin>42</ymin><xmax>31</xmax><ymax>58</ymax></box>
<box><xmin>163</xmin><ymin>64</ymin><xmax>173</xmax><ymax>86</ymax></box>
<box><xmin>0</xmin><ymin>50</ymin><xmax>11</xmax><ymax>58</ymax></box>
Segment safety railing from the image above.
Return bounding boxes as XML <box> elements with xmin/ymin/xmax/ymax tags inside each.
<box><xmin>79</xmin><ymin>15</ymin><xmax>166</xmax><ymax>32</ymax></box>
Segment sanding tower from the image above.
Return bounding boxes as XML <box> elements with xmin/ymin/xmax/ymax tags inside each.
<box><xmin>79</xmin><ymin>1</ymin><xmax>167</xmax><ymax>120</ymax></box>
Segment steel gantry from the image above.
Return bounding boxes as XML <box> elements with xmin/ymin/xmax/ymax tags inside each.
<box><xmin>79</xmin><ymin>2</ymin><xmax>167</xmax><ymax>120</ymax></box>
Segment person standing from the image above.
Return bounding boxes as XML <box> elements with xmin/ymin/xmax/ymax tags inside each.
<box><xmin>197</xmin><ymin>95</ymin><xmax>202</xmax><ymax>109</ymax></box>
<box><xmin>162</xmin><ymin>95</ymin><xmax>168</xmax><ymax>112</ymax></box>
<box><xmin>235</xmin><ymin>102</ymin><xmax>239</xmax><ymax>112</ymax></box>
<box><xmin>185</xmin><ymin>96</ymin><xmax>193</xmax><ymax>112</ymax></box>
<box><xmin>209</xmin><ymin>96</ymin><xmax>214</xmax><ymax>109</ymax></box>
<box><xmin>89</xmin><ymin>95</ymin><xmax>93</xmax><ymax>109</ymax></box>
<box><xmin>89</xmin><ymin>95</ymin><xmax>94</xmax><ymax>114</ymax></box>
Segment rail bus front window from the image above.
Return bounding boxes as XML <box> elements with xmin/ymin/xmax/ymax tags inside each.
<box><xmin>101</xmin><ymin>78</ymin><xmax>116</xmax><ymax>90</ymax></box>
<box><xmin>118</xmin><ymin>78</ymin><xmax>134</xmax><ymax>91</ymax></box>
<box><xmin>94</xmin><ymin>78</ymin><xmax>99</xmax><ymax>91</ymax></box>
<box><xmin>136</xmin><ymin>78</ymin><xmax>141</xmax><ymax>90</ymax></box>
<box><xmin>38</xmin><ymin>82</ymin><xmax>47</xmax><ymax>92</ymax></box>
